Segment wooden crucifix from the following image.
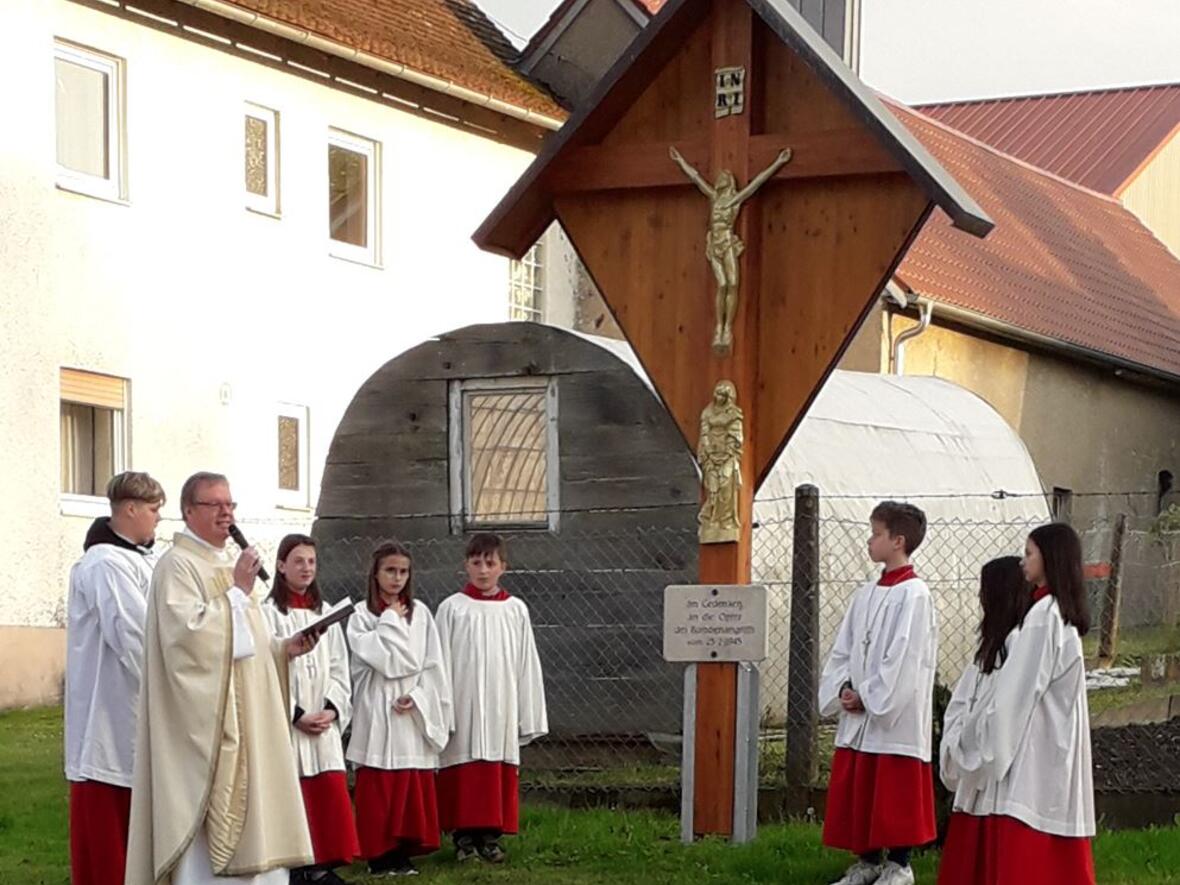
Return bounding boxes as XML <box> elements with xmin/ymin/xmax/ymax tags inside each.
<box><xmin>475</xmin><ymin>0</ymin><xmax>990</xmax><ymax>838</ymax></box>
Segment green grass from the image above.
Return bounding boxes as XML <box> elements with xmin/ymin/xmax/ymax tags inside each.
<box><xmin>1085</xmin><ymin>623</ymin><xmax>1180</xmax><ymax>668</ymax></box>
<box><xmin>3</xmin><ymin>707</ymin><xmax>1180</xmax><ymax>884</ymax></box>
<box><xmin>0</xmin><ymin>707</ymin><xmax>70</xmax><ymax>885</ymax></box>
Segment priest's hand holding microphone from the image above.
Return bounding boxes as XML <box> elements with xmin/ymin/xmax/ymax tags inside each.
<box><xmin>229</xmin><ymin>523</ymin><xmax>322</xmax><ymax>660</ymax></box>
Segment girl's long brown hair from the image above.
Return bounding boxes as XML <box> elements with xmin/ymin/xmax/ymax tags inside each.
<box><xmin>268</xmin><ymin>534</ymin><xmax>322</xmax><ymax>614</ymax></box>
<box><xmin>367</xmin><ymin>541</ymin><xmax>414</xmax><ymax>622</ymax></box>
<box><xmin>975</xmin><ymin>556</ymin><xmax>1026</xmax><ymax>674</ymax></box>
<box><xmin>1026</xmin><ymin>523</ymin><xmax>1091</xmax><ymax>635</ymax></box>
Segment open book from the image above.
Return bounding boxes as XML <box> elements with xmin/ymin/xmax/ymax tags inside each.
<box><xmin>288</xmin><ymin>597</ymin><xmax>355</xmax><ymax>640</ymax></box>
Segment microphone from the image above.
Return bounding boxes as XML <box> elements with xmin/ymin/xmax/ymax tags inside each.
<box><xmin>228</xmin><ymin>524</ymin><xmax>270</xmax><ymax>583</ymax></box>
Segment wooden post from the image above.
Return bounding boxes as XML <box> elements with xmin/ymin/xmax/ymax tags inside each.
<box><xmin>786</xmin><ymin>484</ymin><xmax>820</xmax><ymax>791</ymax></box>
<box><xmin>1098</xmin><ymin>512</ymin><xmax>1128</xmax><ymax>667</ymax></box>
<box><xmin>1052</xmin><ymin>487</ymin><xmax>1073</xmax><ymax>525</ymax></box>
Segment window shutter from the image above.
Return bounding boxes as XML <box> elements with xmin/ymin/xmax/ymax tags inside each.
<box><xmin>60</xmin><ymin>368</ymin><xmax>126</xmax><ymax>410</ymax></box>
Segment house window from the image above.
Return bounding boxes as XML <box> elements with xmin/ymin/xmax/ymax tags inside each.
<box><xmin>448</xmin><ymin>377</ymin><xmax>559</xmax><ymax>532</ymax></box>
<box><xmin>54</xmin><ymin>41</ymin><xmax>124</xmax><ymax>201</ymax></box>
<box><xmin>327</xmin><ymin>129</ymin><xmax>379</xmax><ymax>265</ymax></box>
<box><xmin>244</xmin><ymin>103</ymin><xmax>279</xmax><ymax>215</ymax></box>
<box><xmin>277</xmin><ymin>403</ymin><xmax>310</xmax><ymax>508</ymax></box>
<box><xmin>60</xmin><ymin>369</ymin><xmax>127</xmax><ymax>497</ymax></box>
<box><xmin>508</xmin><ymin>242</ymin><xmax>545</xmax><ymax>321</ymax></box>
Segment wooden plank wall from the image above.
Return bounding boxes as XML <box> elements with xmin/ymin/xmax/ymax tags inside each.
<box><xmin>313</xmin><ymin>323</ymin><xmax>700</xmax><ymax>735</ymax></box>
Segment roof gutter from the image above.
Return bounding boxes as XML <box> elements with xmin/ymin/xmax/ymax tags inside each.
<box><xmin>891</xmin><ymin>298</ymin><xmax>933</xmax><ymax>375</ymax></box>
<box><xmin>909</xmin><ymin>295</ymin><xmax>1180</xmax><ymax>387</ymax></box>
<box><xmin>176</xmin><ymin>0</ymin><xmax>565</xmax><ymax>131</ymax></box>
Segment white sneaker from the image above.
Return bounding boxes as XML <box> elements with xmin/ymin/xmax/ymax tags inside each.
<box><xmin>876</xmin><ymin>860</ymin><xmax>915</xmax><ymax>885</ymax></box>
<box><xmin>830</xmin><ymin>860</ymin><xmax>881</xmax><ymax>885</ymax></box>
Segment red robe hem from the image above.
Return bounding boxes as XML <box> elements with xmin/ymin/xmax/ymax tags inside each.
<box><xmin>822</xmin><ymin>748</ymin><xmax>936</xmax><ymax>853</ymax></box>
<box><xmin>354</xmin><ymin>767</ymin><xmax>440</xmax><ymax>858</ymax></box>
<box><xmin>300</xmin><ymin>771</ymin><xmax>360</xmax><ymax>866</ymax></box>
<box><xmin>938</xmin><ymin>812</ymin><xmax>1095</xmax><ymax>885</ymax></box>
<box><xmin>437</xmin><ymin>760</ymin><xmax>520</xmax><ymax>834</ymax></box>
<box><xmin>70</xmin><ymin>780</ymin><xmax>132</xmax><ymax>885</ymax></box>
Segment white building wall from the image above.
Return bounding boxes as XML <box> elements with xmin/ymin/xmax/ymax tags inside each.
<box><xmin>0</xmin><ymin>0</ymin><xmax>536</xmax><ymax>651</ymax></box>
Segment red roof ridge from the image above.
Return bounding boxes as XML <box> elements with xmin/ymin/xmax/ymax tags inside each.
<box><xmin>883</xmin><ymin>95</ymin><xmax>1122</xmax><ymax>206</ymax></box>
<box><xmin>915</xmin><ymin>80</ymin><xmax>1180</xmax><ymax>109</ymax></box>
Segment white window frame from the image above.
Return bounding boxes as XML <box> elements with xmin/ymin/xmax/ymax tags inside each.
<box><xmin>276</xmin><ymin>402</ymin><xmax>310</xmax><ymax>510</ymax></box>
<box><xmin>244</xmin><ymin>102</ymin><xmax>280</xmax><ymax>216</ymax></box>
<box><xmin>58</xmin><ymin>368</ymin><xmax>128</xmax><ymax>508</ymax></box>
<box><xmin>508</xmin><ymin>241</ymin><xmax>545</xmax><ymax>322</ymax></box>
<box><xmin>54</xmin><ymin>40</ymin><xmax>126</xmax><ymax>203</ymax></box>
<box><xmin>448</xmin><ymin>377</ymin><xmax>560</xmax><ymax>534</ymax></box>
<box><xmin>327</xmin><ymin>128</ymin><xmax>380</xmax><ymax>266</ymax></box>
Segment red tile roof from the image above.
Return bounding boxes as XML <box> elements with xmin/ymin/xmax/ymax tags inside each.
<box><xmin>890</xmin><ymin>101</ymin><xmax>1180</xmax><ymax>380</ymax></box>
<box><xmin>917</xmin><ymin>84</ymin><xmax>1180</xmax><ymax>195</ymax></box>
<box><xmin>223</xmin><ymin>1</ymin><xmax>562</xmax><ymax>118</ymax></box>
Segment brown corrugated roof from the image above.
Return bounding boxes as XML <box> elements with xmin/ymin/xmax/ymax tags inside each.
<box><xmin>890</xmin><ymin>101</ymin><xmax>1180</xmax><ymax>380</ymax></box>
<box><xmin>223</xmin><ymin>0</ymin><xmax>562</xmax><ymax>118</ymax></box>
<box><xmin>917</xmin><ymin>83</ymin><xmax>1180</xmax><ymax>194</ymax></box>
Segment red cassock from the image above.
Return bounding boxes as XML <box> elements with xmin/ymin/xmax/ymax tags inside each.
<box><xmin>437</xmin><ymin>760</ymin><xmax>520</xmax><ymax>834</ymax></box>
<box><xmin>938</xmin><ymin>812</ymin><xmax>1095</xmax><ymax>885</ymax></box>
<box><xmin>70</xmin><ymin>780</ymin><xmax>132</xmax><ymax>885</ymax></box>
<box><xmin>822</xmin><ymin>748</ymin><xmax>937</xmax><ymax>854</ymax></box>
<box><xmin>299</xmin><ymin>770</ymin><xmax>361</xmax><ymax>866</ymax></box>
<box><xmin>354</xmin><ymin>767</ymin><xmax>440</xmax><ymax>858</ymax></box>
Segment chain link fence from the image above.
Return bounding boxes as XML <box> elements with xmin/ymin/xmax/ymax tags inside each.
<box><xmin>178</xmin><ymin>489</ymin><xmax>1180</xmax><ymax>800</ymax></box>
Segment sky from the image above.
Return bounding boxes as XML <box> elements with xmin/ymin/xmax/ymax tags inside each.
<box><xmin>475</xmin><ymin>0</ymin><xmax>1180</xmax><ymax>103</ymax></box>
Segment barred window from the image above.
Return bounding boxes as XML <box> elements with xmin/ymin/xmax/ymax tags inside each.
<box><xmin>449</xmin><ymin>377</ymin><xmax>559</xmax><ymax>531</ymax></box>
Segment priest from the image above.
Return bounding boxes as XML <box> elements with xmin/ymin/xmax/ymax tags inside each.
<box><xmin>124</xmin><ymin>471</ymin><xmax>318</xmax><ymax>885</ymax></box>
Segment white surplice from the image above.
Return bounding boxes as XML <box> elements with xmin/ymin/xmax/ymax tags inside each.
<box><xmin>961</xmin><ymin>596</ymin><xmax>1096</xmax><ymax>837</ymax></box>
<box><xmin>434</xmin><ymin>593</ymin><xmax>548</xmax><ymax>769</ymax></box>
<box><xmin>818</xmin><ymin>576</ymin><xmax>937</xmax><ymax>760</ymax></box>
<box><xmin>65</xmin><ymin>539</ymin><xmax>156</xmax><ymax>786</ymax></box>
<box><xmin>262</xmin><ymin>600</ymin><xmax>352</xmax><ymax>777</ymax></box>
<box><xmin>346</xmin><ymin>600</ymin><xmax>452</xmax><ymax>769</ymax></box>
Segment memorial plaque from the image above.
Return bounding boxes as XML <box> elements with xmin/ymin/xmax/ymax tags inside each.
<box><xmin>664</xmin><ymin>584</ymin><xmax>768</xmax><ymax>662</ymax></box>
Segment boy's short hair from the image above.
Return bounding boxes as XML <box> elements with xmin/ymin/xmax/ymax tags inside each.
<box><xmin>465</xmin><ymin>533</ymin><xmax>507</xmax><ymax>561</ymax></box>
<box><xmin>870</xmin><ymin>501</ymin><xmax>927</xmax><ymax>554</ymax></box>
<box><xmin>107</xmin><ymin>471</ymin><xmax>166</xmax><ymax>505</ymax></box>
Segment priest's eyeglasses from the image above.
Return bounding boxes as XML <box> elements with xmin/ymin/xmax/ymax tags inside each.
<box><xmin>192</xmin><ymin>500</ymin><xmax>238</xmax><ymax>511</ymax></box>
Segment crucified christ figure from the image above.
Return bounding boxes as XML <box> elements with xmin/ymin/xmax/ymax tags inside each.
<box><xmin>669</xmin><ymin>145</ymin><xmax>793</xmax><ymax>355</ymax></box>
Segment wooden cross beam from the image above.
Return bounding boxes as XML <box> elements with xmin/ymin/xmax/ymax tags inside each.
<box><xmin>475</xmin><ymin>0</ymin><xmax>992</xmax><ymax>840</ymax></box>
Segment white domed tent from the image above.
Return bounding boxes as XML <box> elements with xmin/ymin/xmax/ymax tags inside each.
<box><xmin>578</xmin><ymin>334</ymin><xmax>1050</xmax><ymax>716</ymax></box>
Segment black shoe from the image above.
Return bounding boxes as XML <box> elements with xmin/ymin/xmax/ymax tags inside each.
<box><xmin>455</xmin><ymin>835</ymin><xmax>480</xmax><ymax>863</ymax></box>
<box><xmin>389</xmin><ymin>858</ymin><xmax>419</xmax><ymax>877</ymax></box>
<box><xmin>477</xmin><ymin>839</ymin><xmax>506</xmax><ymax>864</ymax></box>
<box><xmin>315</xmin><ymin>871</ymin><xmax>350</xmax><ymax>885</ymax></box>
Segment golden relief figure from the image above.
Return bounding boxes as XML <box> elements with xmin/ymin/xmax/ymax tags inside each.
<box><xmin>698</xmin><ymin>380</ymin><xmax>744</xmax><ymax>544</ymax></box>
<box><xmin>669</xmin><ymin>146</ymin><xmax>793</xmax><ymax>355</ymax></box>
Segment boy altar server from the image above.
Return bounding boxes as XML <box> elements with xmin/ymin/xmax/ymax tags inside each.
<box><xmin>65</xmin><ymin>472</ymin><xmax>164</xmax><ymax>885</ymax></box>
<box><xmin>819</xmin><ymin>502</ymin><xmax>938</xmax><ymax>885</ymax></box>
<box><xmin>435</xmin><ymin>534</ymin><xmax>547</xmax><ymax>863</ymax></box>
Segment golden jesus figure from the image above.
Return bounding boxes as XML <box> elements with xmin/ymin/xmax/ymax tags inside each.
<box><xmin>670</xmin><ymin>146</ymin><xmax>793</xmax><ymax>355</ymax></box>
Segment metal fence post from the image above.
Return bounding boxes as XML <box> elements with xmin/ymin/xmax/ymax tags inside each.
<box><xmin>786</xmin><ymin>484</ymin><xmax>820</xmax><ymax>790</ymax></box>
